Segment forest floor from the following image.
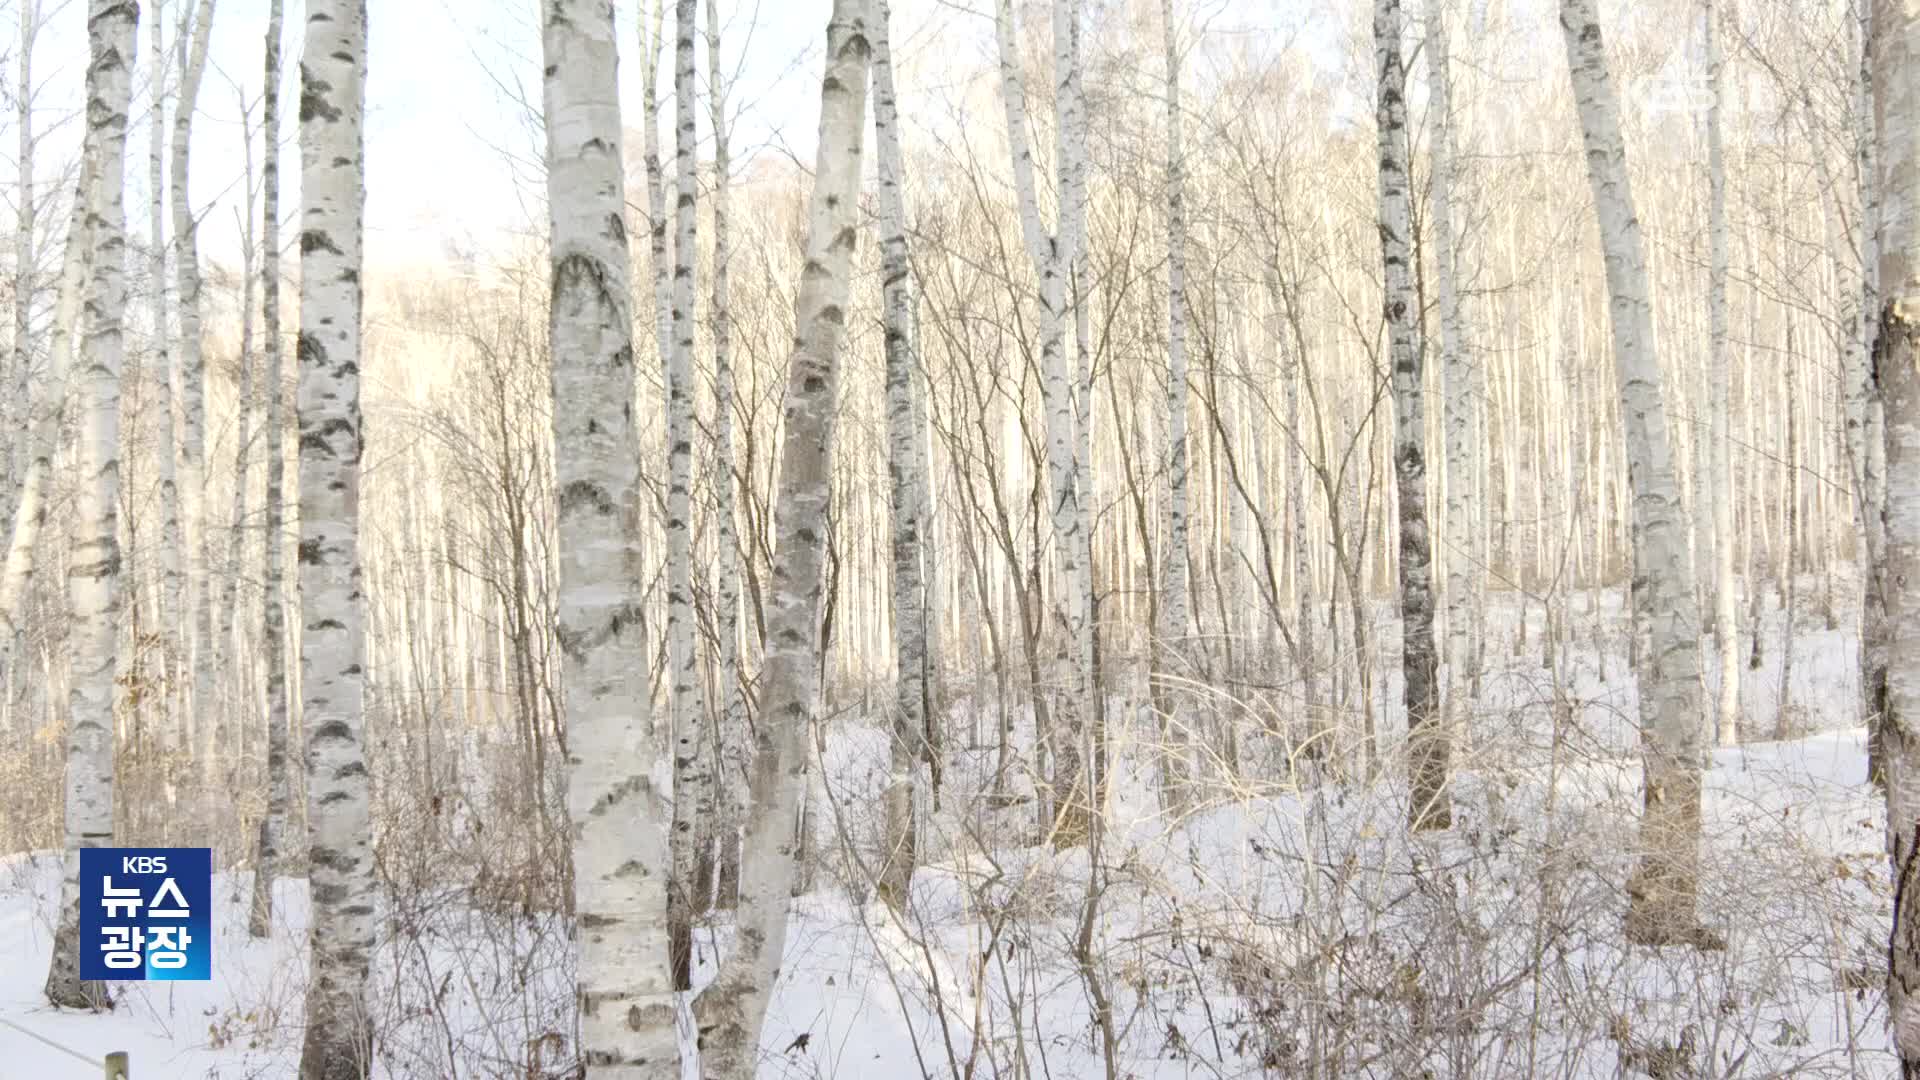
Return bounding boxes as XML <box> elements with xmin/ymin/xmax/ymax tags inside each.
<box><xmin>0</xmin><ymin>588</ymin><xmax>1898</xmax><ymax>1078</ymax></box>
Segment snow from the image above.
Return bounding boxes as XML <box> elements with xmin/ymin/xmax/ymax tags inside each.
<box><xmin>0</xmin><ymin>590</ymin><xmax>1898</xmax><ymax>1077</ymax></box>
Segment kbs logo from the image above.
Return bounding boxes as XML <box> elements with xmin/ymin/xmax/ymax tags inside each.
<box><xmin>79</xmin><ymin>848</ymin><xmax>211</xmax><ymax>981</ymax></box>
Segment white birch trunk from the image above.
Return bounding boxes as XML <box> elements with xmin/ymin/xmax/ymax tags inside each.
<box><xmin>44</xmin><ymin>0</ymin><xmax>134</xmax><ymax>1012</ymax></box>
<box><xmin>916</xmin><ymin>324</ymin><xmax>941</xmax><ymax>759</ymax></box>
<box><xmin>1060</xmin><ymin>0</ymin><xmax>1095</xmax><ymax>839</ymax></box>
<box><xmin>543</xmin><ymin>0</ymin><xmax>677</xmax><ymax>1073</ymax></box>
<box><xmin>1855</xmin><ymin>0</ymin><xmax>1890</xmax><ymax>787</ymax></box>
<box><xmin>1155</xmin><ymin>0</ymin><xmax>1194</xmax><ymax>816</ymax></box>
<box><xmin>147</xmin><ymin>0</ymin><xmax>182</xmax><ymax>728</ymax></box>
<box><xmin>641</xmin><ymin>1</ymin><xmax>671</xmax><ymax>382</ymax></box>
<box><xmin>1872</xmin><ymin>0</ymin><xmax>1920</xmax><ymax>1065</ymax></box>
<box><xmin>0</xmin><ymin>172</ymin><xmax>90</xmax><ymax>674</ymax></box>
<box><xmin>1708</xmin><ymin>0</ymin><xmax>1740</xmax><ymax>748</ymax></box>
<box><xmin>993</xmin><ymin>0</ymin><xmax>1092</xmax><ymax>845</ymax></box>
<box><xmin>1287</xmin><ymin>309</ymin><xmax>1318</xmax><ymax>752</ymax></box>
<box><xmin>4</xmin><ymin>0</ymin><xmax>34</xmax><ymax>531</ymax></box>
<box><xmin>665</xmin><ymin>0</ymin><xmax>705</xmax><ymax>993</ymax></box>
<box><xmin>705</xmin><ymin>0</ymin><xmax>747</xmax><ymax>912</ymax></box>
<box><xmin>295</xmin><ymin>0</ymin><xmax>375</xmax><ymax>1071</ymax></box>
<box><xmin>690</xmin><ymin>5</ymin><xmax>870</xmax><ymax>1073</ymax></box>
<box><xmin>218</xmin><ymin>90</ymin><xmax>254</xmax><ymax>793</ymax></box>
<box><xmin>1225</xmin><ymin>312</ymin><xmax>1253</xmax><ymax>668</ymax></box>
<box><xmin>1779</xmin><ymin>377</ymin><xmax>1799</xmax><ymax>737</ymax></box>
<box><xmin>170</xmin><ymin>0</ymin><xmax>215</xmax><ymax>778</ymax></box>
<box><xmin>1431</xmin><ymin>0</ymin><xmax>1475</xmax><ymax>777</ymax></box>
<box><xmin>1377</xmin><ymin>0</ymin><xmax>1445</xmax><ymax>829</ymax></box>
<box><xmin>874</xmin><ymin>0</ymin><xmax>927</xmax><ymax>911</ymax></box>
<box><xmin>247</xmin><ymin>0</ymin><xmax>286</xmax><ymax>940</ymax></box>
<box><xmin>1562</xmin><ymin>0</ymin><xmax>1711</xmax><ymax>946</ymax></box>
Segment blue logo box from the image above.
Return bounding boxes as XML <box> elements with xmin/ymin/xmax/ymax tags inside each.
<box><xmin>78</xmin><ymin>848</ymin><xmax>211</xmax><ymax>981</ymax></box>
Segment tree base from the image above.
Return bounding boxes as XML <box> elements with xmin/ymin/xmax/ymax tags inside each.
<box><xmin>43</xmin><ymin>976</ymin><xmax>111</xmax><ymax>1012</ymax></box>
<box><xmin>1622</xmin><ymin>912</ymin><xmax>1726</xmax><ymax>951</ymax></box>
<box><xmin>297</xmin><ymin>1018</ymin><xmax>374</xmax><ymax>1080</ymax></box>
<box><xmin>1050</xmin><ymin>801</ymin><xmax>1092</xmax><ymax>850</ymax></box>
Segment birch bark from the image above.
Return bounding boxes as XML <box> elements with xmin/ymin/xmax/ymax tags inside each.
<box><xmin>690</xmin><ymin>5</ymin><xmax>870</xmax><ymax>1073</ymax></box>
<box><xmin>1288</xmin><ymin>312</ymin><xmax>1317</xmax><ymax>753</ymax></box>
<box><xmin>1377</xmin><ymin>0</ymin><xmax>1446</xmax><ymax>829</ymax></box>
<box><xmin>1059</xmin><ymin>0</ymin><xmax>1095</xmax><ymax>841</ymax></box>
<box><xmin>170</xmin><ymin>0</ymin><xmax>215</xmax><ymax>775</ymax></box>
<box><xmin>1779</xmin><ymin>376</ymin><xmax>1799</xmax><ymax>738</ymax></box>
<box><xmin>1708</xmin><ymin>0</ymin><xmax>1740</xmax><ymax>748</ymax></box>
<box><xmin>44</xmin><ymin>0</ymin><xmax>134</xmax><ymax>1013</ymax></box>
<box><xmin>641</xmin><ymin>1</ymin><xmax>670</xmax><ymax>379</ymax></box>
<box><xmin>4</xmin><ymin>0</ymin><xmax>33</xmax><ymax>532</ymax></box>
<box><xmin>1431</xmin><ymin>0</ymin><xmax>1476</xmax><ymax>779</ymax></box>
<box><xmin>0</xmin><ymin>172</ymin><xmax>90</xmax><ymax>676</ymax></box>
<box><xmin>218</xmin><ymin>89</ymin><xmax>254</xmax><ymax>789</ymax></box>
<box><xmin>543</xmin><ymin>0</ymin><xmax>678</xmax><ymax>1073</ymax></box>
<box><xmin>246</xmin><ymin>0</ymin><xmax>285</xmax><ymax>940</ymax></box>
<box><xmin>1871</xmin><ymin>0</ymin><xmax>1920</xmax><ymax>1065</ymax></box>
<box><xmin>1155</xmin><ymin>0</ymin><xmax>1194</xmax><ymax>816</ymax></box>
<box><xmin>706</xmin><ymin>0</ymin><xmax>747</xmax><ymax>911</ymax></box>
<box><xmin>992</xmin><ymin>0</ymin><xmax>1093</xmax><ymax>845</ymax></box>
<box><xmin>295</xmin><ymin>0</ymin><xmax>375</xmax><ymax>1071</ymax></box>
<box><xmin>147</xmin><ymin>0</ymin><xmax>181</xmax><ymax>728</ymax></box>
<box><xmin>1561</xmin><ymin>0</ymin><xmax>1711</xmax><ymax>946</ymax></box>
<box><xmin>874</xmin><ymin>0</ymin><xmax>928</xmax><ymax>911</ymax></box>
<box><xmin>1855</xmin><ymin>0</ymin><xmax>1890</xmax><ymax>787</ymax></box>
<box><xmin>665</xmin><ymin>0</ymin><xmax>705</xmax><ymax>993</ymax></box>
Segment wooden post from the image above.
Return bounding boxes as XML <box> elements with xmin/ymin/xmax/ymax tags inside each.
<box><xmin>104</xmin><ymin>1051</ymin><xmax>129</xmax><ymax>1079</ymax></box>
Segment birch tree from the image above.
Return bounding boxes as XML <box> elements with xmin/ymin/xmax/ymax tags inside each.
<box><xmin>705</xmin><ymin>0</ymin><xmax>746</xmax><ymax>911</ymax></box>
<box><xmin>543</xmin><ymin>0</ymin><xmax>677</xmax><ymax>1072</ymax></box>
<box><xmin>666</xmin><ymin>0</ymin><xmax>706</xmax><ymax>993</ymax></box>
<box><xmin>1874</xmin><ymin>0</ymin><xmax>1920</xmax><ymax>1066</ymax></box>
<box><xmin>5</xmin><ymin>0</ymin><xmax>35</xmax><ymax>531</ymax></box>
<box><xmin>44</xmin><ymin>0</ymin><xmax>134</xmax><ymax>1012</ymax></box>
<box><xmin>874</xmin><ymin>0</ymin><xmax>928</xmax><ymax>910</ymax></box>
<box><xmin>993</xmin><ymin>0</ymin><xmax>1093</xmax><ymax>844</ymax></box>
<box><xmin>1059</xmin><ymin>0</ymin><xmax>1093</xmax><ymax>842</ymax></box>
<box><xmin>169</xmin><ymin>0</ymin><xmax>215</xmax><ymax>772</ymax></box>
<box><xmin>1155</xmin><ymin>0</ymin><xmax>1194</xmax><ymax>816</ymax></box>
<box><xmin>1286</xmin><ymin>299</ymin><xmax>1318</xmax><ymax>757</ymax></box>
<box><xmin>247</xmin><ymin>0</ymin><xmax>286</xmax><ymax>940</ymax></box>
<box><xmin>296</xmin><ymin>0</ymin><xmax>375</xmax><ymax>1071</ymax></box>
<box><xmin>1707</xmin><ymin>0</ymin><xmax>1739</xmax><ymax>748</ymax></box>
<box><xmin>1561</xmin><ymin>0</ymin><xmax>1712</xmax><ymax>947</ymax></box>
<box><xmin>1430</xmin><ymin>0</ymin><xmax>1475</xmax><ymax>777</ymax></box>
<box><xmin>691</xmin><ymin>3</ymin><xmax>870</xmax><ymax>1071</ymax></box>
<box><xmin>1854</xmin><ymin>0</ymin><xmax>1889</xmax><ymax>788</ymax></box>
<box><xmin>1376</xmin><ymin>0</ymin><xmax>1445</xmax><ymax>829</ymax></box>
<box><xmin>147</xmin><ymin>0</ymin><xmax>182</xmax><ymax>709</ymax></box>
<box><xmin>641</xmin><ymin>1</ymin><xmax>670</xmax><ymax>377</ymax></box>
<box><xmin>217</xmin><ymin>86</ymin><xmax>256</xmax><ymax>789</ymax></box>
<box><xmin>0</xmin><ymin>174</ymin><xmax>91</xmax><ymax>677</ymax></box>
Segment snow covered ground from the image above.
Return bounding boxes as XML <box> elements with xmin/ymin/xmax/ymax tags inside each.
<box><xmin>0</xmin><ymin>590</ymin><xmax>1897</xmax><ymax>1078</ymax></box>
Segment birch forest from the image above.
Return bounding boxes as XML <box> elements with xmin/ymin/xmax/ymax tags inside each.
<box><xmin>8</xmin><ymin>0</ymin><xmax>1920</xmax><ymax>1076</ymax></box>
